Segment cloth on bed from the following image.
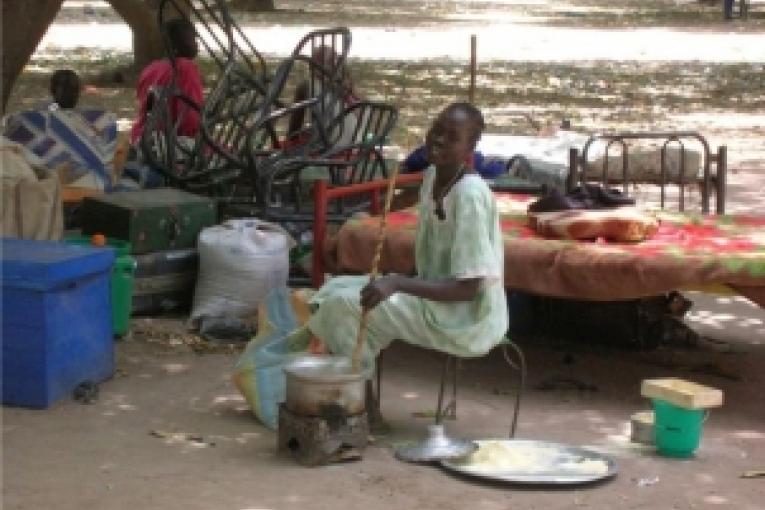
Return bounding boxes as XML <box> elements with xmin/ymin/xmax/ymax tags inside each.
<box><xmin>525</xmin><ymin>184</ymin><xmax>656</xmax><ymax>242</ymax></box>
<box><xmin>528</xmin><ymin>208</ymin><xmax>660</xmax><ymax>242</ymax></box>
<box><xmin>307</xmin><ymin>167</ymin><xmax>509</xmax><ymax>375</ymax></box>
<box><xmin>332</xmin><ymin>192</ymin><xmax>765</xmax><ymax>306</ymax></box>
<box><xmin>477</xmin><ymin>131</ymin><xmax>587</xmax><ymax>191</ymax></box>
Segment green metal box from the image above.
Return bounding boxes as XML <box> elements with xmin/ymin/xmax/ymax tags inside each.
<box><xmin>81</xmin><ymin>189</ymin><xmax>217</xmax><ymax>255</ymax></box>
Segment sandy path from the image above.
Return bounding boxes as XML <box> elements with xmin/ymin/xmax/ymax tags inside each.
<box><xmin>38</xmin><ymin>22</ymin><xmax>765</xmax><ymax>62</ymax></box>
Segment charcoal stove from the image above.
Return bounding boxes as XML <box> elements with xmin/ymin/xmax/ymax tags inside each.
<box><xmin>279</xmin><ymin>355</ymin><xmax>369</xmax><ymax>466</ymax></box>
<box><xmin>278</xmin><ymin>403</ymin><xmax>368</xmax><ymax>466</ymax></box>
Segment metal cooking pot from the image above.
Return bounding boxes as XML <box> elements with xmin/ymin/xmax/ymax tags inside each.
<box><xmin>283</xmin><ymin>355</ymin><xmax>366</xmax><ymax>417</ymax></box>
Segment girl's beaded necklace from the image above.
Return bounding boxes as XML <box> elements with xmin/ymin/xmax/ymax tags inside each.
<box><xmin>433</xmin><ymin>167</ymin><xmax>466</xmax><ymax>221</ymax></box>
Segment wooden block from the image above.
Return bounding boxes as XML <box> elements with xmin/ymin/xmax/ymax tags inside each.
<box><xmin>630</xmin><ymin>410</ymin><xmax>655</xmax><ymax>445</ymax></box>
<box><xmin>641</xmin><ymin>378</ymin><xmax>723</xmax><ymax>409</ymax></box>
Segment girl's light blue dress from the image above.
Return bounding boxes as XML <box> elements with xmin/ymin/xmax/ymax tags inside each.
<box><xmin>307</xmin><ymin>167</ymin><xmax>508</xmax><ymax>374</ymax></box>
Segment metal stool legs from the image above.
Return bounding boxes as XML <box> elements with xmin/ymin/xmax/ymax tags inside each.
<box><xmin>367</xmin><ymin>350</ymin><xmax>384</xmax><ymax>424</ymax></box>
<box><xmin>502</xmin><ymin>340</ymin><xmax>527</xmax><ymax>438</ymax></box>
<box><xmin>434</xmin><ymin>339</ymin><xmax>527</xmax><ymax>438</ymax></box>
<box><xmin>435</xmin><ymin>355</ymin><xmax>459</xmax><ymax>422</ymax></box>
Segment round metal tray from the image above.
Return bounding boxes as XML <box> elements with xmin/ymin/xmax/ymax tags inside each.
<box><xmin>440</xmin><ymin>439</ymin><xmax>618</xmax><ymax>485</ymax></box>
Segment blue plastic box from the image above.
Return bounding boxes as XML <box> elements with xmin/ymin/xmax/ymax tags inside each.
<box><xmin>1</xmin><ymin>238</ymin><xmax>115</xmax><ymax>408</ymax></box>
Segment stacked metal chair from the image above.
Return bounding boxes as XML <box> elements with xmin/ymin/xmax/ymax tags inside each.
<box><xmin>139</xmin><ymin>0</ymin><xmax>270</xmax><ymax>194</ymax></box>
<box><xmin>212</xmin><ymin>27</ymin><xmax>356</xmax><ymax>216</ymax></box>
<box><xmin>246</xmin><ymin>28</ymin><xmax>399</xmax><ymax>223</ymax></box>
<box><xmin>139</xmin><ymin>3</ymin><xmax>400</xmax><ymax>236</ymax></box>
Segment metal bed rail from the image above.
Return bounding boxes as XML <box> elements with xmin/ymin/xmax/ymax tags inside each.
<box><xmin>568</xmin><ymin>131</ymin><xmax>727</xmax><ymax>214</ymax></box>
<box><xmin>311</xmin><ymin>172</ymin><xmax>425</xmax><ymax>288</ymax></box>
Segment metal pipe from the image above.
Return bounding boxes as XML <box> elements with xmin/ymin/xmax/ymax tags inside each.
<box><xmin>503</xmin><ymin>341</ymin><xmax>526</xmax><ymax>438</ymax></box>
<box><xmin>717</xmin><ymin>145</ymin><xmax>727</xmax><ymax>214</ymax></box>
<box><xmin>568</xmin><ymin>147</ymin><xmax>579</xmax><ymax>192</ymax></box>
<box><xmin>435</xmin><ymin>355</ymin><xmax>451</xmax><ymax>425</ymax></box>
<box><xmin>469</xmin><ymin>35</ymin><xmax>477</xmax><ymax>104</ymax></box>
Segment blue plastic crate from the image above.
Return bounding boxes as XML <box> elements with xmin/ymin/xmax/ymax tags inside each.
<box><xmin>1</xmin><ymin>238</ymin><xmax>115</xmax><ymax>408</ymax></box>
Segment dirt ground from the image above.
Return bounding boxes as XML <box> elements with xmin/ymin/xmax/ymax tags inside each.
<box><xmin>3</xmin><ymin>1</ymin><xmax>765</xmax><ymax>509</ymax></box>
<box><xmin>3</xmin><ymin>307</ymin><xmax>765</xmax><ymax>510</ymax></box>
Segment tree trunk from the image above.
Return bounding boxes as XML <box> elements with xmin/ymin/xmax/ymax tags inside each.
<box><xmin>1</xmin><ymin>0</ymin><xmax>65</xmax><ymax>114</ymax></box>
<box><xmin>107</xmin><ymin>0</ymin><xmax>165</xmax><ymax>72</ymax></box>
<box><xmin>1</xmin><ymin>0</ymin><xmax>276</xmax><ymax>112</ymax></box>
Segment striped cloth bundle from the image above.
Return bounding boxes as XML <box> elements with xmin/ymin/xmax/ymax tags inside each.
<box><xmin>4</xmin><ymin>109</ymin><xmax>118</xmax><ymax>191</ymax></box>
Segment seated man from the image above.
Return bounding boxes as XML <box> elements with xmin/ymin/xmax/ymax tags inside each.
<box><xmin>130</xmin><ymin>18</ymin><xmax>203</xmax><ymax>145</ymax></box>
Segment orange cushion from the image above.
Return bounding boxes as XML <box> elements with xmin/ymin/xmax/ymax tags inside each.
<box><xmin>528</xmin><ymin>207</ymin><xmax>659</xmax><ymax>242</ymax></box>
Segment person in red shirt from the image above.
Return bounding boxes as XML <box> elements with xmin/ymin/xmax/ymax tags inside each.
<box><xmin>130</xmin><ymin>18</ymin><xmax>203</xmax><ymax>145</ymax></box>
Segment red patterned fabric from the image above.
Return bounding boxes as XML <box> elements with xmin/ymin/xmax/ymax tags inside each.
<box><xmin>331</xmin><ymin>193</ymin><xmax>765</xmax><ymax>305</ymax></box>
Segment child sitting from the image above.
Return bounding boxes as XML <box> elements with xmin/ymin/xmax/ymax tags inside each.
<box><xmin>48</xmin><ymin>69</ymin><xmax>81</xmax><ymax>110</ymax></box>
<box><xmin>130</xmin><ymin>18</ymin><xmax>203</xmax><ymax>145</ymax></box>
<box><xmin>299</xmin><ymin>101</ymin><xmax>508</xmax><ymax>375</ymax></box>
<box><xmin>4</xmin><ymin>69</ymin><xmax>125</xmax><ymax>192</ymax></box>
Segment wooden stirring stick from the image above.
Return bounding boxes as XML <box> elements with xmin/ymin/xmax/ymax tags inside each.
<box><xmin>351</xmin><ymin>164</ymin><xmax>403</xmax><ymax>372</ymax></box>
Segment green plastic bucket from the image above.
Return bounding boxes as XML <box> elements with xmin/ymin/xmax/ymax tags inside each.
<box><xmin>110</xmin><ymin>255</ymin><xmax>136</xmax><ymax>336</ymax></box>
<box><xmin>65</xmin><ymin>236</ymin><xmax>135</xmax><ymax>336</ymax></box>
<box><xmin>653</xmin><ymin>399</ymin><xmax>705</xmax><ymax>458</ymax></box>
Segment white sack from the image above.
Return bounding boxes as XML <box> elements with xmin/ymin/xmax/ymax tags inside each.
<box><xmin>191</xmin><ymin>218</ymin><xmax>293</xmax><ymax>325</ymax></box>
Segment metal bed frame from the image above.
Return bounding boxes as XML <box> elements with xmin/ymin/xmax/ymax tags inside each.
<box><xmin>567</xmin><ymin>131</ymin><xmax>727</xmax><ymax>214</ymax></box>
